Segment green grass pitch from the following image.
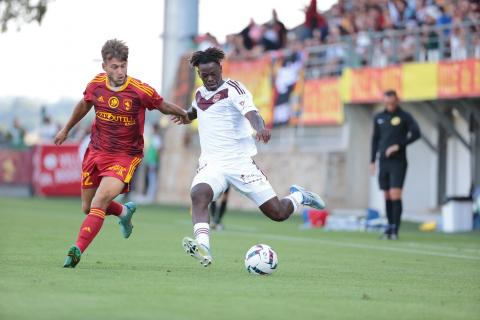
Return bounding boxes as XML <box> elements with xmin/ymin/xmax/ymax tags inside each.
<box><xmin>0</xmin><ymin>197</ymin><xmax>479</xmax><ymax>320</ymax></box>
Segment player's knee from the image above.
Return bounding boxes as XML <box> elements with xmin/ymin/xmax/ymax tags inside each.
<box><xmin>190</xmin><ymin>185</ymin><xmax>213</xmax><ymax>206</ymax></box>
<box><xmin>269</xmin><ymin>212</ymin><xmax>289</xmax><ymax>222</ymax></box>
<box><xmin>91</xmin><ymin>191</ymin><xmax>115</xmax><ymax>208</ymax></box>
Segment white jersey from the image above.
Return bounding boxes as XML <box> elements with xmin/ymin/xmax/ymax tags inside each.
<box><xmin>192</xmin><ymin>79</ymin><xmax>258</xmax><ymax>163</ymax></box>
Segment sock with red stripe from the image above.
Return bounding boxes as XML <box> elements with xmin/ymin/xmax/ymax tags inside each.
<box><xmin>106</xmin><ymin>201</ymin><xmax>127</xmax><ymax>218</ymax></box>
<box><xmin>75</xmin><ymin>208</ymin><xmax>105</xmax><ymax>252</ymax></box>
<box><xmin>193</xmin><ymin>223</ymin><xmax>210</xmax><ymax>250</ymax></box>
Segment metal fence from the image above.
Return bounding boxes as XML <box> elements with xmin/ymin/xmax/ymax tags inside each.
<box><xmin>304</xmin><ymin>21</ymin><xmax>480</xmax><ymax>79</ymax></box>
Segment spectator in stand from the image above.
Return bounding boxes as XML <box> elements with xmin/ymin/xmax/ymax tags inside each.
<box><xmin>398</xmin><ymin>23</ymin><xmax>417</xmax><ymax>62</ymax></box>
<box><xmin>240</xmin><ymin>19</ymin><xmax>262</xmax><ymax>51</ymax></box>
<box><xmin>302</xmin><ymin>0</ymin><xmax>328</xmax><ymax>42</ymax></box>
<box><xmin>367</xmin><ymin>4</ymin><xmax>387</xmax><ymax>31</ymax></box>
<box><xmin>421</xmin><ymin>13</ymin><xmax>440</xmax><ymax>61</ymax></box>
<box><xmin>39</xmin><ymin>116</ymin><xmax>58</xmax><ymax>143</ymax></box>
<box><xmin>450</xmin><ymin>23</ymin><xmax>467</xmax><ymax>60</ymax></box>
<box><xmin>388</xmin><ymin>0</ymin><xmax>416</xmax><ymax>29</ymax></box>
<box><xmin>436</xmin><ymin>6</ymin><xmax>452</xmax><ymax>36</ymax></box>
<box><xmin>195</xmin><ymin>33</ymin><xmax>220</xmax><ymax>51</ymax></box>
<box><xmin>324</xmin><ymin>26</ymin><xmax>345</xmax><ymax>75</ymax></box>
<box><xmin>10</xmin><ymin>118</ymin><xmax>26</xmax><ymax>149</ymax></box>
<box><xmin>262</xmin><ymin>10</ymin><xmax>287</xmax><ymax>51</ymax></box>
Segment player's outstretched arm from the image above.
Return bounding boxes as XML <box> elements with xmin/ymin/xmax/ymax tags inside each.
<box><xmin>159</xmin><ymin>100</ymin><xmax>188</xmax><ymax>118</ymax></box>
<box><xmin>170</xmin><ymin>107</ymin><xmax>196</xmax><ymax>125</ymax></box>
<box><xmin>245</xmin><ymin>111</ymin><xmax>271</xmax><ymax>144</ymax></box>
<box><xmin>54</xmin><ymin>99</ymin><xmax>93</xmax><ymax>145</ymax></box>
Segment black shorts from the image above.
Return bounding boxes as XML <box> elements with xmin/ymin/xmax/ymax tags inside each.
<box><xmin>378</xmin><ymin>160</ymin><xmax>407</xmax><ymax>191</ymax></box>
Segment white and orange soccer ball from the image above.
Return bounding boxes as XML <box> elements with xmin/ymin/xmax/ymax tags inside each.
<box><xmin>244</xmin><ymin>244</ymin><xmax>278</xmax><ymax>275</ymax></box>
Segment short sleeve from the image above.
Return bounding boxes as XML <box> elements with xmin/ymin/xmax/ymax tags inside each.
<box><xmin>231</xmin><ymin>87</ymin><xmax>258</xmax><ymax>116</ymax></box>
<box><xmin>143</xmin><ymin>88</ymin><xmax>164</xmax><ymax>110</ymax></box>
<box><xmin>83</xmin><ymin>82</ymin><xmax>96</xmax><ymax>103</ymax></box>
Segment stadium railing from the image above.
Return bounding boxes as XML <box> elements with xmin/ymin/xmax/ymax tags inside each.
<box><xmin>304</xmin><ymin>21</ymin><xmax>480</xmax><ymax>80</ymax></box>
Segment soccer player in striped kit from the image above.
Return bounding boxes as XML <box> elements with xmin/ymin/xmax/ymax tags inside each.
<box><xmin>56</xmin><ymin>39</ymin><xmax>188</xmax><ymax>268</ymax></box>
<box><xmin>171</xmin><ymin>48</ymin><xmax>326</xmax><ymax>267</ymax></box>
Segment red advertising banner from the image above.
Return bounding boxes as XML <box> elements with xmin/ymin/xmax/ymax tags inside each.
<box><xmin>0</xmin><ymin>148</ymin><xmax>33</xmax><ymax>185</ymax></box>
<box><xmin>438</xmin><ymin>59</ymin><xmax>480</xmax><ymax>98</ymax></box>
<box><xmin>349</xmin><ymin>66</ymin><xmax>402</xmax><ymax>103</ymax></box>
<box><xmin>33</xmin><ymin>144</ymin><xmax>82</xmax><ymax>196</ymax></box>
<box><xmin>302</xmin><ymin>78</ymin><xmax>343</xmax><ymax>125</ymax></box>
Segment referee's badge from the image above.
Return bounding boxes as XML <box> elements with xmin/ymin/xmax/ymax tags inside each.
<box><xmin>391</xmin><ymin>116</ymin><xmax>401</xmax><ymax>126</ymax></box>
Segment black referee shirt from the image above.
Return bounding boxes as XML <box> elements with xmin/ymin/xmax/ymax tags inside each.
<box><xmin>371</xmin><ymin>107</ymin><xmax>421</xmax><ymax>162</ymax></box>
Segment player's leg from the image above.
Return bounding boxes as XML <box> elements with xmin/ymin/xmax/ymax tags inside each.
<box><xmin>389</xmin><ymin>188</ymin><xmax>403</xmax><ymax>239</ymax></box>
<box><xmin>209</xmin><ymin>201</ymin><xmax>218</xmax><ymax>228</ymax></box>
<box><xmin>64</xmin><ymin>177</ymin><xmax>125</xmax><ymax>268</ymax></box>
<box><xmin>230</xmin><ymin>159</ymin><xmax>325</xmax><ymax>222</ymax></box>
<box><xmin>215</xmin><ymin>187</ymin><xmax>230</xmax><ymax>229</ymax></box>
<box><xmin>182</xmin><ymin>161</ymin><xmax>227</xmax><ymax>267</ymax></box>
<box><xmin>389</xmin><ymin>161</ymin><xmax>407</xmax><ymax>239</ymax></box>
<box><xmin>183</xmin><ymin>182</ymin><xmax>215</xmax><ymax>266</ymax></box>
<box><xmin>378</xmin><ymin>162</ymin><xmax>394</xmax><ymax>239</ymax></box>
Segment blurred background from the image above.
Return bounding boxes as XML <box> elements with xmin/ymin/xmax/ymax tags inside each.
<box><xmin>0</xmin><ymin>0</ymin><xmax>479</xmax><ymax>230</ymax></box>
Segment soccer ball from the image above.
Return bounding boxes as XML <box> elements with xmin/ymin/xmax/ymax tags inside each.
<box><xmin>244</xmin><ymin>244</ymin><xmax>278</xmax><ymax>275</ymax></box>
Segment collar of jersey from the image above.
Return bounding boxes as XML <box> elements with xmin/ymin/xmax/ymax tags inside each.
<box><xmin>203</xmin><ymin>79</ymin><xmax>228</xmax><ymax>93</ymax></box>
<box><xmin>106</xmin><ymin>76</ymin><xmax>131</xmax><ymax>92</ymax></box>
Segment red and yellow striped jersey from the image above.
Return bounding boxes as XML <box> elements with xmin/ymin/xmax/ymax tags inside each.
<box><xmin>83</xmin><ymin>73</ymin><xmax>163</xmax><ymax>156</ymax></box>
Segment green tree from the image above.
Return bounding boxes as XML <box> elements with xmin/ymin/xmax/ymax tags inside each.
<box><xmin>0</xmin><ymin>0</ymin><xmax>51</xmax><ymax>32</ymax></box>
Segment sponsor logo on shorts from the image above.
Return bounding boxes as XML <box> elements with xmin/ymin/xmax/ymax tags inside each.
<box><xmin>240</xmin><ymin>173</ymin><xmax>265</xmax><ymax>185</ymax></box>
<box><xmin>96</xmin><ymin>111</ymin><xmax>136</xmax><ymax>126</ymax></box>
<box><xmin>107</xmin><ymin>164</ymin><xmax>127</xmax><ymax>178</ymax></box>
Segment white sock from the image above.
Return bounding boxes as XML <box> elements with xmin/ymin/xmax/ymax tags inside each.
<box><xmin>193</xmin><ymin>223</ymin><xmax>210</xmax><ymax>250</ymax></box>
<box><xmin>118</xmin><ymin>205</ymin><xmax>127</xmax><ymax>219</ymax></box>
<box><xmin>285</xmin><ymin>191</ymin><xmax>303</xmax><ymax>212</ymax></box>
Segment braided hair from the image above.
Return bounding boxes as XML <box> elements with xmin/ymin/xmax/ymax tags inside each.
<box><xmin>189</xmin><ymin>47</ymin><xmax>225</xmax><ymax>67</ymax></box>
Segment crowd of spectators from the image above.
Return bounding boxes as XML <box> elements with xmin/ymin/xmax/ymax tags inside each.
<box><xmin>194</xmin><ymin>0</ymin><xmax>480</xmax><ymax>76</ymax></box>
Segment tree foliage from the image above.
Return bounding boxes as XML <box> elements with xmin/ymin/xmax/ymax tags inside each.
<box><xmin>0</xmin><ymin>0</ymin><xmax>51</xmax><ymax>32</ymax></box>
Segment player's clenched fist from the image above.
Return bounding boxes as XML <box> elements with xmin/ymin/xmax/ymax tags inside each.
<box><xmin>256</xmin><ymin>128</ymin><xmax>271</xmax><ymax>143</ymax></box>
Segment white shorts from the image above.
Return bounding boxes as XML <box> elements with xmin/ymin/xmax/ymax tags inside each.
<box><xmin>191</xmin><ymin>157</ymin><xmax>276</xmax><ymax>206</ymax></box>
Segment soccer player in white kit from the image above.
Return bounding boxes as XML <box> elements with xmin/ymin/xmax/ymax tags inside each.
<box><xmin>171</xmin><ymin>48</ymin><xmax>326</xmax><ymax>267</ymax></box>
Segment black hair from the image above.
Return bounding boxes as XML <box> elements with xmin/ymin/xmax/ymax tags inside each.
<box><xmin>384</xmin><ymin>89</ymin><xmax>398</xmax><ymax>97</ymax></box>
<box><xmin>189</xmin><ymin>47</ymin><xmax>225</xmax><ymax>67</ymax></box>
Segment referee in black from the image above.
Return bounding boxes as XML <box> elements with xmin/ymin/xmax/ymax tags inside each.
<box><xmin>370</xmin><ymin>90</ymin><xmax>420</xmax><ymax>240</ymax></box>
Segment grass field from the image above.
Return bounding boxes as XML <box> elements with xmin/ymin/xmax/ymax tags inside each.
<box><xmin>0</xmin><ymin>197</ymin><xmax>479</xmax><ymax>320</ymax></box>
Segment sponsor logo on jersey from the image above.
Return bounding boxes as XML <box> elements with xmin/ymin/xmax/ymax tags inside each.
<box><xmin>212</xmin><ymin>93</ymin><xmax>221</xmax><ymax>103</ymax></box>
<box><xmin>108</xmin><ymin>96</ymin><xmax>120</xmax><ymax>109</ymax></box>
<box><xmin>96</xmin><ymin>111</ymin><xmax>136</xmax><ymax>126</ymax></box>
<box><xmin>124</xmin><ymin>98</ymin><xmax>133</xmax><ymax>111</ymax></box>
<box><xmin>377</xmin><ymin>118</ymin><xmax>384</xmax><ymax>124</ymax></box>
<box><xmin>391</xmin><ymin>116</ymin><xmax>401</xmax><ymax>126</ymax></box>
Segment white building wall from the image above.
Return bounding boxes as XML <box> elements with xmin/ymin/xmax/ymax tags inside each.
<box><xmin>446</xmin><ymin>112</ymin><xmax>472</xmax><ymax>197</ymax></box>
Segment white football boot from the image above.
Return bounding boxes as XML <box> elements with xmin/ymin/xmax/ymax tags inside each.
<box><xmin>289</xmin><ymin>185</ymin><xmax>326</xmax><ymax>209</ymax></box>
<box><xmin>182</xmin><ymin>237</ymin><xmax>212</xmax><ymax>267</ymax></box>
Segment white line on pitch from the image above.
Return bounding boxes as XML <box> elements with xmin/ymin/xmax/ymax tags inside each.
<box><xmin>226</xmin><ymin>230</ymin><xmax>480</xmax><ymax>261</ymax></box>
